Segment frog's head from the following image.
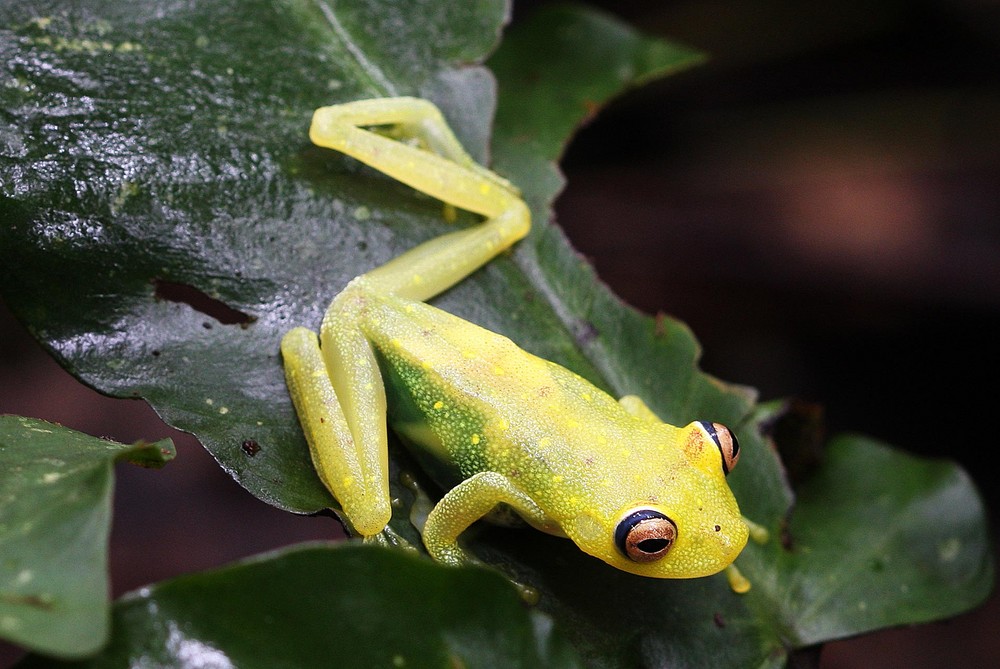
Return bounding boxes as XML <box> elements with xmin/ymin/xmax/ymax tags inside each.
<box><xmin>574</xmin><ymin>420</ymin><xmax>749</xmax><ymax>579</ymax></box>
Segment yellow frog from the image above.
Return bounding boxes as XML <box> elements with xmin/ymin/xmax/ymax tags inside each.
<box><xmin>281</xmin><ymin>97</ymin><xmax>750</xmax><ymax>587</ymax></box>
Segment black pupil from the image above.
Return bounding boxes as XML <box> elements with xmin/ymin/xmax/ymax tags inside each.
<box><xmin>638</xmin><ymin>538</ymin><xmax>670</xmax><ymax>553</ymax></box>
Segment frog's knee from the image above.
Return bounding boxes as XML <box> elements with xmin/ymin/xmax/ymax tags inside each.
<box><xmin>344</xmin><ymin>498</ymin><xmax>392</xmax><ymax>538</ymax></box>
<box><xmin>309</xmin><ymin>109</ymin><xmax>347</xmax><ymax>148</ymax></box>
<box><xmin>503</xmin><ymin>199</ymin><xmax>531</xmax><ymax>240</ymax></box>
<box><xmin>280</xmin><ymin>327</ymin><xmax>322</xmax><ymax>373</ymax></box>
<box><xmin>281</xmin><ymin>326</ymin><xmax>315</xmax><ymax>350</ymax></box>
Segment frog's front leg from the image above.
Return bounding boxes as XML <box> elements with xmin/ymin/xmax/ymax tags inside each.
<box><xmin>422</xmin><ymin>472</ymin><xmax>557</xmax><ymax>567</ymax></box>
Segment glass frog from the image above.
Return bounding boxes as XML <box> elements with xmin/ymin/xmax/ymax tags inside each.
<box><xmin>281</xmin><ymin>97</ymin><xmax>752</xmax><ymax>589</ymax></box>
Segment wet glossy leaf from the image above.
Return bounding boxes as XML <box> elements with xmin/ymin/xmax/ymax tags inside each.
<box><xmin>0</xmin><ymin>0</ymin><xmax>511</xmax><ymax>514</ymax></box>
<box><xmin>0</xmin><ymin>1</ymin><xmax>992</xmax><ymax>667</ymax></box>
<box><xmin>747</xmin><ymin>433</ymin><xmax>994</xmax><ymax>647</ymax></box>
<box><xmin>0</xmin><ymin>416</ymin><xmax>174</xmax><ymax>658</ymax></box>
<box><xmin>15</xmin><ymin>544</ymin><xmax>582</xmax><ymax>669</ymax></box>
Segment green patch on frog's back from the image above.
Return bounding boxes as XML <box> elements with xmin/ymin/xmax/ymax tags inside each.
<box><xmin>375</xmin><ymin>346</ymin><xmax>491</xmax><ymax>486</ymax></box>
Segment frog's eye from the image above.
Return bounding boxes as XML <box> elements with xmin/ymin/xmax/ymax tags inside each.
<box><xmin>615</xmin><ymin>509</ymin><xmax>677</xmax><ymax>563</ymax></box>
<box><xmin>699</xmin><ymin>421</ymin><xmax>740</xmax><ymax>475</ymax></box>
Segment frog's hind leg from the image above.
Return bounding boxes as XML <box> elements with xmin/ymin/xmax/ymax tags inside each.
<box><xmin>281</xmin><ymin>324</ymin><xmax>391</xmax><ymax>537</ymax></box>
<box><xmin>283</xmin><ymin>98</ymin><xmax>531</xmax><ymax>538</ymax></box>
<box><xmin>310</xmin><ymin>97</ymin><xmax>531</xmax><ymax>303</ymax></box>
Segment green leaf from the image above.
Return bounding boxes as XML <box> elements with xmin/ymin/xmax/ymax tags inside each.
<box><xmin>0</xmin><ymin>0</ymin><xmax>511</xmax><ymax>513</ymax></box>
<box><xmin>0</xmin><ymin>416</ymin><xmax>174</xmax><ymax>658</ymax></box>
<box><xmin>490</xmin><ymin>3</ymin><xmax>705</xmax><ymax>188</ymax></box>
<box><xmin>748</xmin><ymin>433</ymin><xmax>994</xmax><ymax>647</ymax></box>
<box><xmin>16</xmin><ymin>543</ymin><xmax>582</xmax><ymax>669</ymax></box>
<box><xmin>0</xmin><ymin>2</ymin><xmax>992</xmax><ymax>668</ymax></box>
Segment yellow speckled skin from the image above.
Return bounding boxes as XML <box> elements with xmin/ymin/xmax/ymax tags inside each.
<box><xmin>281</xmin><ymin>98</ymin><xmax>749</xmax><ymax>580</ymax></box>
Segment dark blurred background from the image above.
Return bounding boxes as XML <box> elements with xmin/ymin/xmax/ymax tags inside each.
<box><xmin>2</xmin><ymin>0</ymin><xmax>998</xmax><ymax>666</ymax></box>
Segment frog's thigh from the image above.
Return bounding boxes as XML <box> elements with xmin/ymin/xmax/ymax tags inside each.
<box><xmin>354</xmin><ymin>153</ymin><xmax>529</xmax><ymax>303</ymax></box>
<box><xmin>313</xmin><ymin>287</ymin><xmax>393</xmax><ymax>536</ymax></box>
<box><xmin>281</xmin><ymin>326</ymin><xmax>389</xmax><ymax>536</ymax></box>
<box><xmin>423</xmin><ymin>471</ymin><xmax>550</xmax><ymax>567</ymax></box>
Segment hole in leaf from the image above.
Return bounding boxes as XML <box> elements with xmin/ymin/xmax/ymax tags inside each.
<box><xmin>153</xmin><ymin>279</ymin><xmax>256</xmax><ymax>327</ymax></box>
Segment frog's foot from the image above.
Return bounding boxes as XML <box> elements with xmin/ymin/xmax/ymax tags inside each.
<box><xmin>399</xmin><ymin>470</ymin><xmax>434</xmax><ymax>533</ymax></box>
<box><xmin>421</xmin><ymin>471</ymin><xmax>550</xmax><ymax>567</ymax></box>
<box><xmin>397</xmin><ymin>469</ymin><xmax>541</xmax><ymax>603</ymax></box>
<box><xmin>362</xmin><ymin>526</ymin><xmax>419</xmax><ymax>554</ymax></box>
<box><xmin>725</xmin><ymin>563</ymin><xmax>752</xmax><ymax>594</ymax></box>
<box><xmin>744</xmin><ymin>516</ymin><xmax>770</xmax><ymax>544</ymax></box>
<box><xmin>722</xmin><ymin>517</ymin><xmax>768</xmax><ymax>594</ymax></box>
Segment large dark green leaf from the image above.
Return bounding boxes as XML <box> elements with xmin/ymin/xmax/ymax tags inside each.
<box><xmin>16</xmin><ymin>544</ymin><xmax>582</xmax><ymax>669</ymax></box>
<box><xmin>0</xmin><ymin>1</ymin><xmax>992</xmax><ymax>667</ymax></box>
<box><xmin>749</xmin><ymin>433</ymin><xmax>994</xmax><ymax>647</ymax></box>
<box><xmin>0</xmin><ymin>416</ymin><xmax>174</xmax><ymax>658</ymax></box>
<box><xmin>0</xmin><ymin>0</ymin><xmax>509</xmax><ymax>513</ymax></box>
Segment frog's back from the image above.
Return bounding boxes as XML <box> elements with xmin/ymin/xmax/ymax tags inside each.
<box><xmin>358</xmin><ymin>290</ymin><xmax>647</xmax><ymax>503</ymax></box>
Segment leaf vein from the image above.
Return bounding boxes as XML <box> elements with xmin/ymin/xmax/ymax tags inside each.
<box><xmin>312</xmin><ymin>0</ymin><xmax>398</xmax><ymax>97</ymax></box>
